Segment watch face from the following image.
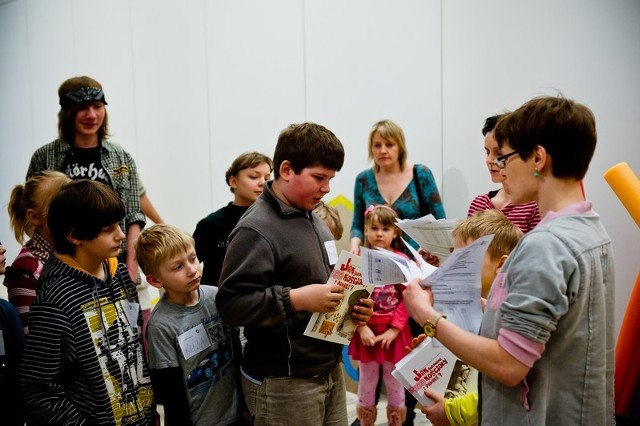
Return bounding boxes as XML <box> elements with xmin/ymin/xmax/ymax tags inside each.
<box><xmin>423</xmin><ymin>322</ymin><xmax>436</xmax><ymax>337</ymax></box>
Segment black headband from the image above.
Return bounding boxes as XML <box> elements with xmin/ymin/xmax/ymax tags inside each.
<box><xmin>59</xmin><ymin>87</ymin><xmax>108</xmax><ymax>109</ymax></box>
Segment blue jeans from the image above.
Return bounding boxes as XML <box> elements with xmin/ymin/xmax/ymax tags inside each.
<box><xmin>242</xmin><ymin>364</ymin><xmax>348</xmax><ymax>426</ymax></box>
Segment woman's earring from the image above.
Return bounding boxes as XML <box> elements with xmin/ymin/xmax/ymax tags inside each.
<box><xmin>534</xmin><ymin>168</ymin><xmax>540</xmax><ymax>178</ymax></box>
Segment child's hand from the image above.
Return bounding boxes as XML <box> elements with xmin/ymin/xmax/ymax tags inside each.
<box><xmin>349</xmin><ymin>297</ymin><xmax>373</xmax><ymax>326</ymax></box>
<box><xmin>349</xmin><ymin>238</ymin><xmax>362</xmax><ymax>255</ymax></box>
<box><xmin>358</xmin><ymin>325</ymin><xmax>376</xmax><ymax>346</ymax></box>
<box><xmin>405</xmin><ymin>333</ymin><xmax>427</xmax><ymax>354</ymax></box>
<box><xmin>376</xmin><ymin>327</ymin><xmax>400</xmax><ymax>350</ymax></box>
<box><xmin>290</xmin><ymin>284</ymin><xmax>344</xmax><ymax>313</ymax></box>
<box><xmin>421</xmin><ymin>389</ymin><xmax>448</xmax><ymax>426</ymax></box>
<box><xmin>418</xmin><ymin>249</ymin><xmax>440</xmax><ymax>267</ymax></box>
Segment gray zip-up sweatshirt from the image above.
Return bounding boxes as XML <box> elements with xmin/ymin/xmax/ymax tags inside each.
<box><xmin>216</xmin><ymin>182</ymin><xmax>342</xmax><ymax>379</ymax></box>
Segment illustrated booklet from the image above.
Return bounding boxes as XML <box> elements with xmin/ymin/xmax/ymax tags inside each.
<box><xmin>304</xmin><ymin>250</ymin><xmax>375</xmax><ymax>345</ymax></box>
<box><xmin>391</xmin><ymin>336</ymin><xmax>477</xmax><ymax>407</ymax></box>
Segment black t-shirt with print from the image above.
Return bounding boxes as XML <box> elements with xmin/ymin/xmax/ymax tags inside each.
<box><xmin>61</xmin><ymin>146</ymin><xmax>111</xmax><ymax>186</ymax></box>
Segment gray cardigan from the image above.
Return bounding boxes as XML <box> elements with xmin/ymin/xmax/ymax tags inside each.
<box><xmin>480</xmin><ymin>202</ymin><xmax>615</xmax><ymax>425</ymax></box>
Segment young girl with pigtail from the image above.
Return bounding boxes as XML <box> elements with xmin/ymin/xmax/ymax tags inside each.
<box><xmin>348</xmin><ymin>204</ymin><xmax>413</xmax><ymax>426</ymax></box>
<box><xmin>5</xmin><ymin>171</ymin><xmax>70</xmax><ymax>333</ymax></box>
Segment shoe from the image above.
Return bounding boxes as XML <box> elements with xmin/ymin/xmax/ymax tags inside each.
<box><xmin>350</xmin><ymin>419</ymin><xmax>361</xmax><ymax>426</ymax></box>
<box><xmin>356</xmin><ymin>405</ymin><xmax>377</xmax><ymax>426</ymax></box>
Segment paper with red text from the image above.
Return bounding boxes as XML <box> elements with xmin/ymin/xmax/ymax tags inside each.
<box><xmin>392</xmin><ymin>337</ymin><xmax>477</xmax><ymax>406</ymax></box>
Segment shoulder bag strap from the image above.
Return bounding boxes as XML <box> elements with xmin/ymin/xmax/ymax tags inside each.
<box><xmin>413</xmin><ymin>164</ymin><xmax>428</xmax><ymax>217</ymax></box>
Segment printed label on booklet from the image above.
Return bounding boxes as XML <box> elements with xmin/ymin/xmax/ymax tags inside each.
<box><xmin>392</xmin><ymin>337</ymin><xmax>477</xmax><ymax>406</ymax></box>
<box><xmin>304</xmin><ymin>251</ymin><xmax>374</xmax><ymax>345</ymax></box>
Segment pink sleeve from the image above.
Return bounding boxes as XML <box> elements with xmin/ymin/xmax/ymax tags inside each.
<box><xmin>497</xmin><ymin>328</ymin><xmax>545</xmax><ymax>368</ymax></box>
<box><xmin>391</xmin><ymin>299</ymin><xmax>410</xmax><ymax>330</ymax></box>
<box><xmin>467</xmin><ymin>193</ymin><xmax>492</xmax><ymax>217</ymax></box>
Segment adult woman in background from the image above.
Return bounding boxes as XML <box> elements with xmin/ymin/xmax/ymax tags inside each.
<box><xmin>468</xmin><ymin>114</ymin><xmax>540</xmax><ymax>233</ymax></box>
<box><xmin>349</xmin><ymin>119</ymin><xmax>445</xmax><ymax>426</ymax></box>
<box><xmin>349</xmin><ymin>119</ymin><xmax>445</xmax><ymax>255</ymax></box>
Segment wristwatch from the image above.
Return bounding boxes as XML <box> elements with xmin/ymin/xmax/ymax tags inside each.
<box><xmin>423</xmin><ymin>312</ymin><xmax>446</xmax><ymax>338</ymax></box>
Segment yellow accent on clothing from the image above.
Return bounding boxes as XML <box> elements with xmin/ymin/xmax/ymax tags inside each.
<box><xmin>444</xmin><ymin>392</ymin><xmax>478</xmax><ymax>426</ymax></box>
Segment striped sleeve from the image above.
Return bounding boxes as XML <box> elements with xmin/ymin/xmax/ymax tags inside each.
<box><xmin>20</xmin><ymin>302</ymin><xmax>88</xmax><ymax>425</ymax></box>
<box><xmin>502</xmin><ymin>201</ymin><xmax>541</xmax><ymax>233</ymax></box>
<box><xmin>467</xmin><ymin>193</ymin><xmax>494</xmax><ymax>217</ymax></box>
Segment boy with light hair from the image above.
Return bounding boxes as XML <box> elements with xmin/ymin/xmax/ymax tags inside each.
<box><xmin>136</xmin><ymin>224</ymin><xmax>244</xmax><ymax>425</ymax></box>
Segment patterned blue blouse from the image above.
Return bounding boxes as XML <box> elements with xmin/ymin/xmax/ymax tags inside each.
<box><xmin>350</xmin><ymin>164</ymin><xmax>446</xmax><ymax>249</ymax></box>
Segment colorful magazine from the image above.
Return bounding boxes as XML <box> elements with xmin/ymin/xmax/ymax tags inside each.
<box><xmin>304</xmin><ymin>251</ymin><xmax>375</xmax><ymax>345</ymax></box>
<box><xmin>392</xmin><ymin>337</ymin><xmax>477</xmax><ymax>406</ymax></box>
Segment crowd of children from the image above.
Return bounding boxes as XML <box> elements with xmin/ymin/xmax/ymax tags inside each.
<box><xmin>0</xmin><ymin>91</ymin><xmax>615</xmax><ymax>426</ymax></box>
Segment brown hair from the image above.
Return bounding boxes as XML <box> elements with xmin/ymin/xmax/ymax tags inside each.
<box><xmin>48</xmin><ymin>180</ymin><xmax>125</xmax><ymax>255</ymax></box>
<box><xmin>225</xmin><ymin>152</ymin><xmax>273</xmax><ymax>193</ymax></box>
<box><xmin>58</xmin><ymin>76</ymin><xmax>110</xmax><ymax>144</ymax></box>
<box><xmin>451</xmin><ymin>209</ymin><xmax>523</xmax><ymax>260</ymax></box>
<box><xmin>363</xmin><ymin>205</ymin><xmax>404</xmax><ymax>252</ymax></box>
<box><xmin>8</xmin><ymin>171</ymin><xmax>70</xmax><ymax>244</ymax></box>
<box><xmin>273</xmin><ymin>122</ymin><xmax>344</xmax><ymax>179</ymax></box>
<box><xmin>494</xmin><ymin>95</ymin><xmax>596</xmax><ymax>180</ymax></box>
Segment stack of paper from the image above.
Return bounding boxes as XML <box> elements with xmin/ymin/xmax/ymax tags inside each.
<box><xmin>395</xmin><ymin>214</ymin><xmax>458</xmax><ymax>262</ymax></box>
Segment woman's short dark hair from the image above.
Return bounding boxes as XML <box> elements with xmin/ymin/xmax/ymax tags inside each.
<box><xmin>494</xmin><ymin>95</ymin><xmax>596</xmax><ymax>180</ymax></box>
<box><xmin>482</xmin><ymin>113</ymin><xmax>509</xmax><ymax>136</ymax></box>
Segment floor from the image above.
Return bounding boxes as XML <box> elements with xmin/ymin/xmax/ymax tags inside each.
<box><xmin>346</xmin><ymin>390</ymin><xmax>432</xmax><ymax>426</ymax></box>
<box><xmin>157</xmin><ymin>385</ymin><xmax>431</xmax><ymax>425</ymax></box>
<box><xmin>158</xmin><ymin>392</ymin><xmax>431</xmax><ymax>425</ymax></box>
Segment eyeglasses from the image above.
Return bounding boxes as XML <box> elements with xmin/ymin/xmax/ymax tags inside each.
<box><xmin>492</xmin><ymin>151</ymin><xmax>519</xmax><ymax>169</ymax></box>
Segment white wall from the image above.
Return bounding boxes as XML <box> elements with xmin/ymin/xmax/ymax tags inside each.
<box><xmin>1</xmin><ymin>0</ymin><xmax>639</xmax><ymax>335</ymax></box>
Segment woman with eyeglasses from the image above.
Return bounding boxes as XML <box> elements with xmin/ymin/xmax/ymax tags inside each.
<box><xmin>404</xmin><ymin>95</ymin><xmax>615</xmax><ymax>425</ymax></box>
<box><xmin>467</xmin><ymin>114</ymin><xmax>540</xmax><ymax>233</ymax></box>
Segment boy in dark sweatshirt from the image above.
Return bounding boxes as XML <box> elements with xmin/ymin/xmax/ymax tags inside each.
<box><xmin>216</xmin><ymin>122</ymin><xmax>373</xmax><ymax>425</ymax></box>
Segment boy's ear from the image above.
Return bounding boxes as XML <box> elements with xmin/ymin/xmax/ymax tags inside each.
<box><xmin>278</xmin><ymin>160</ymin><xmax>293</xmax><ymax>181</ymax></box>
<box><xmin>145</xmin><ymin>273</ymin><xmax>163</xmax><ymax>289</ymax></box>
<box><xmin>228</xmin><ymin>175</ymin><xmax>238</xmax><ymax>190</ymax></box>
<box><xmin>497</xmin><ymin>254</ymin><xmax>509</xmax><ymax>271</ymax></box>
<box><xmin>66</xmin><ymin>230</ymin><xmax>82</xmax><ymax>246</ymax></box>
